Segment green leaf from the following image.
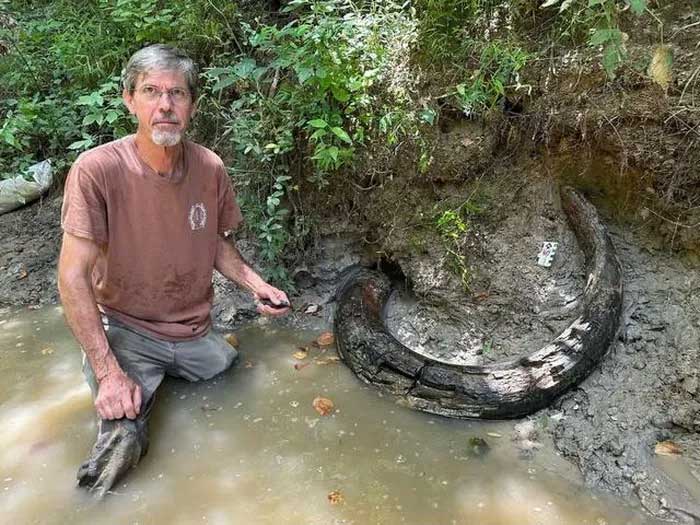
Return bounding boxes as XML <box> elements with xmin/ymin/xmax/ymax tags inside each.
<box><xmin>331</xmin><ymin>86</ymin><xmax>350</xmax><ymax>102</ymax></box>
<box><xmin>233</xmin><ymin>58</ymin><xmax>257</xmax><ymax>79</ymax></box>
<box><xmin>294</xmin><ymin>65</ymin><xmax>314</xmax><ymax>84</ymax></box>
<box><xmin>212</xmin><ymin>75</ymin><xmax>237</xmax><ymax>92</ymax></box>
<box><xmin>67</xmin><ymin>137</ymin><xmax>94</xmax><ymax>150</ymax></box>
<box><xmin>588</xmin><ymin>0</ymin><xmax>606</xmax><ymax>6</ymax></box>
<box><xmin>308</xmin><ymin>119</ymin><xmax>328</xmax><ymax>129</ymax></box>
<box><xmin>590</xmin><ymin>28</ymin><xmax>622</xmax><ymax>46</ymax></box>
<box><xmin>330</xmin><ymin>126</ymin><xmax>352</xmax><ymax>144</ymax></box>
<box><xmin>105</xmin><ymin>110</ymin><xmax>120</xmax><ymax>124</ymax></box>
<box><xmin>626</xmin><ymin>0</ymin><xmax>646</xmax><ymax>15</ymax></box>
<box><xmin>310</xmin><ymin>128</ymin><xmax>328</xmax><ymax>141</ymax></box>
<box><xmin>419</xmin><ymin>109</ymin><xmax>437</xmax><ymax>125</ymax></box>
<box><xmin>82</xmin><ymin>114</ymin><xmax>97</xmax><ymax>126</ymax></box>
<box><xmin>540</xmin><ymin>0</ymin><xmax>561</xmax><ymax>8</ymax></box>
<box><xmin>602</xmin><ymin>44</ymin><xmax>622</xmax><ymax>78</ymax></box>
<box><xmin>327</xmin><ymin>146</ymin><xmax>339</xmax><ymax>162</ymax></box>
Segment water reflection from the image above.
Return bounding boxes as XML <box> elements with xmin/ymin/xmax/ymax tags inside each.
<box><xmin>0</xmin><ymin>307</ymin><xmax>651</xmax><ymax>524</ymax></box>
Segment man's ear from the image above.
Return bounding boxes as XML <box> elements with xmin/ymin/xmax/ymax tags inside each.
<box><xmin>123</xmin><ymin>89</ymin><xmax>136</xmax><ymax>115</ymax></box>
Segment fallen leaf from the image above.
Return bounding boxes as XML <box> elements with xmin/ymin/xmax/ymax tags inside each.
<box><xmin>293</xmin><ymin>348</ymin><xmax>308</xmax><ymax>360</ymax></box>
<box><xmin>486</xmin><ymin>432</ymin><xmax>502</xmax><ymax>438</ymax></box>
<box><xmin>648</xmin><ymin>45</ymin><xmax>673</xmax><ymax>92</ymax></box>
<box><xmin>316</xmin><ymin>332</ymin><xmax>335</xmax><ymax>347</ymax></box>
<box><xmin>327</xmin><ymin>489</ymin><xmax>344</xmax><ymax>505</ymax></box>
<box><xmin>243</xmin><ymin>360</ymin><xmax>254</xmax><ymax>368</ymax></box>
<box><xmin>40</xmin><ymin>347</ymin><xmax>54</xmax><ymax>355</ymax></box>
<box><xmin>294</xmin><ymin>362</ymin><xmax>311</xmax><ymax>371</ymax></box>
<box><xmin>18</xmin><ymin>269</ymin><xmax>28</xmax><ymax>280</ymax></box>
<box><xmin>655</xmin><ymin>440</ymin><xmax>682</xmax><ymax>456</ymax></box>
<box><xmin>224</xmin><ymin>333</ymin><xmax>239</xmax><ymax>348</ymax></box>
<box><xmin>313</xmin><ymin>396</ymin><xmax>334</xmax><ymax>416</ymax></box>
<box><xmin>304</xmin><ymin>304</ymin><xmax>320</xmax><ymax>314</ymax></box>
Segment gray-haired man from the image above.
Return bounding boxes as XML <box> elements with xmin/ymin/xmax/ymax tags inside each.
<box><xmin>58</xmin><ymin>44</ymin><xmax>290</xmax><ymax>496</ymax></box>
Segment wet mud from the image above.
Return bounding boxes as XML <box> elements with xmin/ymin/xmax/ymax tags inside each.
<box><xmin>0</xmin><ymin>173</ymin><xmax>697</xmax><ymax>523</ymax></box>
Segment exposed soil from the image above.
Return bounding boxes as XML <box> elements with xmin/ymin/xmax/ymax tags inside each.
<box><xmin>2</xmin><ymin>156</ymin><xmax>697</xmax><ymax>523</ymax></box>
<box><xmin>383</xmin><ymin>172</ymin><xmax>700</xmax><ymax>523</ymax></box>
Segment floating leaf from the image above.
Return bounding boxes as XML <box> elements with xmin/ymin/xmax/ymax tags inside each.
<box><xmin>316</xmin><ymin>332</ymin><xmax>335</xmax><ymax>347</ymax></box>
<box><xmin>40</xmin><ymin>347</ymin><xmax>54</xmax><ymax>355</ymax></box>
<box><xmin>467</xmin><ymin>437</ymin><xmax>491</xmax><ymax>458</ymax></box>
<box><xmin>224</xmin><ymin>333</ymin><xmax>239</xmax><ymax>348</ymax></box>
<box><xmin>327</xmin><ymin>490</ymin><xmax>344</xmax><ymax>505</ymax></box>
<box><xmin>293</xmin><ymin>348</ymin><xmax>308</xmax><ymax>360</ymax></box>
<box><xmin>294</xmin><ymin>362</ymin><xmax>311</xmax><ymax>371</ymax></box>
<box><xmin>648</xmin><ymin>45</ymin><xmax>673</xmax><ymax>92</ymax></box>
<box><xmin>655</xmin><ymin>440</ymin><xmax>682</xmax><ymax>456</ymax></box>
<box><xmin>313</xmin><ymin>396</ymin><xmax>334</xmax><ymax>416</ymax></box>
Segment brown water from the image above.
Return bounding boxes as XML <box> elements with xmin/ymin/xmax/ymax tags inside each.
<box><xmin>0</xmin><ymin>306</ymin><xmax>653</xmax><ymax>525</ymax></box>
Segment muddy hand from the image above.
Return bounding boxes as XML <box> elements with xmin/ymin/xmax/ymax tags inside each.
<box><xmin>95</xmin><ymin>368</ymin><xmax>142</xmax><ymax>420</ymax></box>
<box><xmin>254</xmin><ymin>286</ymin><xmax>291</xmax><ymax>317</ymax></box>
<box><xmin>77</xmin><ymin>418</ymin><xmax>148</xmax><ymax>498</ymax></box>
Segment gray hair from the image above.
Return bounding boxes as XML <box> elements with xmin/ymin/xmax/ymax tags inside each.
<box><xmin>121</xmin><ymin>44</ymin><xmax>198</xmax><ymax>99</ymax></box>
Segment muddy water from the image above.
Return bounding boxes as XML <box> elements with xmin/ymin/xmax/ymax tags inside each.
<box><xmin>0</xmin><ymin>306</ymin><xmax>654</xmax><ymax>525</ymax></box>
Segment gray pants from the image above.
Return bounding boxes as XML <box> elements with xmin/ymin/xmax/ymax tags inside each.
<box><xmin>78</xmin><ymin>315</ymin><xmax>238</xmax><ymax>496</ymax></box>
<box><xmin>83</xmin><ymin>315</ymin><xmax>238</xmax><ymax>403</ymax></box>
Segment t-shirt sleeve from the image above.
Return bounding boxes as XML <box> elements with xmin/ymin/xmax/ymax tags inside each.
<box><xmin>60</xmin><ymin>159</ymin><xmax>109</xmax><ymax>244</ymax></box>
<box><xmin>216</xmin><ymin>164</ymin><xmax>243</xmax><ymax>234</ymax></box>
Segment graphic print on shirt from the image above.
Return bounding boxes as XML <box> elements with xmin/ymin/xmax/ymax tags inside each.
<box><xmin>189</xmin><ymin>202</ymin><xmax>207</xmax><ymax>231</ymax></box>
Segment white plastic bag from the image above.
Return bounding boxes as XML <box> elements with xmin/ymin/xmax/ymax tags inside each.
<box><xmin>0</xmin><ymin>160</ymin><xmax>53</xmax><ymax>215</ymax></box>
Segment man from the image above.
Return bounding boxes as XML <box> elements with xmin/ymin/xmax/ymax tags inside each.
<box><xmin>58</xmin><ymin>44</ymin><xmax>290</xmax><ymax>497</ymax></box>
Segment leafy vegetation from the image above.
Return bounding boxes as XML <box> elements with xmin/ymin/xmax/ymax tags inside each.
<box><xmin>0</xmin><ymin>0</ymin><xmax>238</xmax><ymax>179</ymax></box>
<box><xmin>434</xmin><ymin>196</ymin><xmax>485</xmax><ymax>291</ymax></box>
<box><xmin>0</xmin><ymin>0</ymin><xmax>661</xmax><ymax>284</ymax></box>
<box><xmin>539</xmin><ymin>0</ymin><xmax>650</xmax><ymax>78</ymax></box>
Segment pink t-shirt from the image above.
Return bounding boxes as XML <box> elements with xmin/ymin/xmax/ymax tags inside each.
<box><xmin>61</xmin><ymin>135</ymin><xmax>243</xmax><ymax>341</ymax></box>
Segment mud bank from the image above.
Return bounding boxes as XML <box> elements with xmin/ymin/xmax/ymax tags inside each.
<box><xmin>1</xmin><ymin>168</ymin><xmax>697</xmax><ymax>523</ymax></box>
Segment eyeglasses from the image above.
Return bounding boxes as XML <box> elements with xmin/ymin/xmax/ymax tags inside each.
<box><xmin>137</xmin><ymin>85</ymin><xmax>191</xmax><ymax>104</ymax></box>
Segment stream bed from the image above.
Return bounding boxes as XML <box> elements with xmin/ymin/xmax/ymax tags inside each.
<box><xmin>0</xmin><ymin>305</ymin><xmax>655</xmax><ymax>525</ymax></box>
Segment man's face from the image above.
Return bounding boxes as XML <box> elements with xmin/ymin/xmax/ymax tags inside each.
<box><xmin>123</xmin><ymin>69</ymin><xmax>195</xmax><ymax>147</ymax></box>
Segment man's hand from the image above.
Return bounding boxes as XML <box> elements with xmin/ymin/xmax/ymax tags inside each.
<box><xmin>253</xmin><ymin>284</ymin><xmax>291</xmax><ymax>317</ymax></box>
<box><xmin>95</xmin><ymin>369</ymin><xmax>142</xmax><ymax>420</ymax></box>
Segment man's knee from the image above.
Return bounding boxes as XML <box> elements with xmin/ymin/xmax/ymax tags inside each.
<box><xmin>172</xmin><ymin>332</ymin><xmax>238</xmax><ymax>382</ymax></box>
<box><xmin>202</xmin><ymin>342</ymin><xmax>238</xmax><ymax>380</ymax></box>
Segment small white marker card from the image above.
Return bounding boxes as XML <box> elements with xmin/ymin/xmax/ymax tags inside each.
<box><xmin>537</xmin><ymin>241</ymin><xmax>558</xmax><ymax>268</ymax></box>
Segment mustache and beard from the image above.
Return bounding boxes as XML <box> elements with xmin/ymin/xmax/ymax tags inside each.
<box><xmin>151</xmin><ymin>114</ymin><xmax>183</xmax><ymax>146</ymax></box>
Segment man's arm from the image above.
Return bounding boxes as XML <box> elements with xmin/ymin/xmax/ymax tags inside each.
<box><xmin>215</xmin><ymin>234</ymin><xmax>290</xmax><ymax>316</ymax></box>
<box><xmin>58</xmin><ymin>232</ymin><xmax>141</xmax><ymax>420</ymax></box>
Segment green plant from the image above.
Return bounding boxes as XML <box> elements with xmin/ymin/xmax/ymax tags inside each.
<box><xmin>540</xmin><ymin>0</ymin><xmax>650</xmax><ymax>78</ymax></box>
<box><xmin>69</xmin><ymin>79</ymin><xmax>132</xmax><ymax>152</ymax></box>
<box><xmin>205</xmin><ymin>0</ymin><xmax>421</xmax><ymax>282</ymax></box>
<box><xmin>433</xmin><ymin>193</ymin><xmax>487</xmax><ymax>291</ymax></box>
<box><xmin>0</xmin><ymin>0</ymin><xmax>238</xmax><ymax>180</ymax></box>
